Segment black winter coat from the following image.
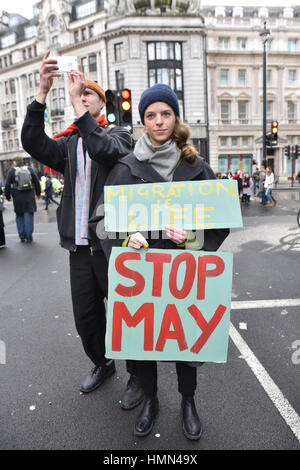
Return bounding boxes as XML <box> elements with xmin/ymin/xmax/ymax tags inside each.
<box><xmin>21</xmin><ymin>100</ymin><xmax>133</xmax><ymax>251</ymax></box>
<box><xmin>90</xmin><ymin>152</ymin><xmax>230</xmax><ymax>260</ymax></box>
<box><xmin>4</xmin><ymin>165</ymin><xmax>41</xmax><ymax>215</ymax></box>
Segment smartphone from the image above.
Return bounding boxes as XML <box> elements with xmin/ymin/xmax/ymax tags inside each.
<box><xmin>49</xmin><ymin>56</ymin><xmax>79</xmax><ymax>73</ymax></box>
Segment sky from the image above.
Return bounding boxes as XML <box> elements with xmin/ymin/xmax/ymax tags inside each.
<box><xmin>0</xmin><ymin>0</ymin><xmax>296</xmax><ymax>20</ymax></box>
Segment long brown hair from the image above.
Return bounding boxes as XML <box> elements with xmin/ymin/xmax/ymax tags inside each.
<box><xmin>173</xmin><ymin>117</ymin><xmax>199</xmax><ymax>165</ymax></box>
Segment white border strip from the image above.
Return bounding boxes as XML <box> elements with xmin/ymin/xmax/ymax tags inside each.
<box><xmin>231</xmin><ymin>299</ymin><xmax>300</xmax><ymax>310</ymax></box>
<box><xmin>229</xmin><ymin>323</ymin><xmax>300</xmax><ymax>443</ymax></box>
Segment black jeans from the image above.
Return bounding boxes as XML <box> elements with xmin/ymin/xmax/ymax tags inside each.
<box><xmin>69</xmin><ymin>246</ymin><xmax>136</xmax><ymax>375</ymax></box>
<box><xmin>135</xmin><ymin>361</ymin><xmax>197</xmax><ymax>397</ymax></box>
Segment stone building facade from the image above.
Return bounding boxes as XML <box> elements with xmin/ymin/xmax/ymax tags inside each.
<box><xmin>204</xmin><ymin>3</ymin><xmax>300</xmax><ymax>180</ymax></box>
<box><xmin>0</xmin><ymin>0</ymin><xmax>207</xmax><ymax>181</ymax></box>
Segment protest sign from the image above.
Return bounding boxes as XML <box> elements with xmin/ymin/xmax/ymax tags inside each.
<box><xmin>104</xmin><ymin>179</ymin><xmax>242</xmax><ymax>232</ymax></box>
<box><xmin>105</xmin><ymin>247</ymin><xmax>233</xmax><ymax>363</ymax></box>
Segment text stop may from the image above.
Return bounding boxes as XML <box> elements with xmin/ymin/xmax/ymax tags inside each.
<box><xmin>106</xmin><ymin>249</ymin><xmax>233</xmax><ymax>362</ymax></box>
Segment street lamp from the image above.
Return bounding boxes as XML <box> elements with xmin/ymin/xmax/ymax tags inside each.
<box><xmin>260</xmin><ymin>21</ymin><xmax>271</xmax><ymax>169</ymax></box>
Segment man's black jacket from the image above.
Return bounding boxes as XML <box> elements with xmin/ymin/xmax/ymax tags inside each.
<box><xmin>21</xmin><ymin>100</ymin><xmax>132</xmax><ymax>251</ymax></box>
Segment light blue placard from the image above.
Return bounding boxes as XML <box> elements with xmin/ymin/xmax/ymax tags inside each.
<box><xmin>104</xmin><ymin>179</ymin><xmax>242</xmax><ymax>232</ymax></box>
<box><xmin>106</xmin><ymin>247</ymin><xmax>233</xmax><ymax>363</ymax></box>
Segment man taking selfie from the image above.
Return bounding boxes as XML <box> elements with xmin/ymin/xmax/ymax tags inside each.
<box><xmin>21</xmin><ymin>51</ymin><xmax>143</xmax><ymax>409</ymax></box>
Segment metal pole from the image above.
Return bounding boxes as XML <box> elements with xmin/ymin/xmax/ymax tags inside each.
<box><xmin>260</xmin><ymin>22</ymin><xmax>271</xmax><ymax>169</ymax></box>
<box><xmin>262</xmin><ymin>36</ymin><xmax>267</xmax><ymax>168</ymax></box>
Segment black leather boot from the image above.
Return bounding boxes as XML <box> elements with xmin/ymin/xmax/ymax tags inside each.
<box><xmin>134</xmin><ymin>396</ymin><xmax>159</xmax><ymax>437</ymax></box>
<box><xmin>120</xmin><ymin>375</ymin><xmax>144</xmax><ymax>410</ymax></box>
<box><xmin>80</xmin><ymin>360</ymin><xmax>116</xmax><ymax>393</ymax></box>
<box><xmin>181</xmin><ymin>396</ymin><xmax>202</xmax><ymax>440</ymax></box>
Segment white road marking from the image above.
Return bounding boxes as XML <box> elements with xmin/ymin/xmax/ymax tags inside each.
<box><xmin>229</xmin><ymin>319</ymin><xmax>300</xmax><ymax>443</ymax></box>
<box><xmin>231</xmin><ymin>299</ymin><xmax>300</xmax><ymax>309</ymax></box>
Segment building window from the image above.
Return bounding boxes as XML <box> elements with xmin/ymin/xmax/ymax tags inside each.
<box><xmin>267</xmin><ymin>101</ymin><xmax>272</xmax><ymax>121</ymax></box>
<box><xmin>238</xmin><ymin>101</ymin><xmax>248</xmax><ymax>123</ymax></box>
<box><xmin>89</xmin><ymin>55</ymin><xmax>97</xmax><ymax>72</ymax></box>
<box><xmin>287</xmin><ymin>101</ymin><xmax>296</xmax><ymax>122</ymax></box>
<box><xmin>220</xmin><ymin>69</ymin><xmax>229</xmax><ymax>86</ymax></box>
<box><xmin>24</xmin><ymin>25</ymin><xmax>36</xmax><ymax>39</ymax></box>
<box><xmin>220</xmin><ymin>136</ymin><xmax>227</xmax><ymax>147</ymax></box>
<box><xmin>89</xmin><ymin>25</ymin><xmax>94</xmax><ymax>37</ymax></box>
<box><xmin>1</xmin><ymin>33</ymin><xmax>16</xmax><ymax>48</ymax></box>
<box><xmin>238</xmin><ymin>69</ymin><xmax>246</xmax><ymax>86</ymax></box>
<box><xmin>74</xmin><ymin>30</ymin><xmax>80</xmax><ymax>43</ymax></box>
<box><xmin>218</xmin><ymin>38</ymin><xmax>229</xmax><ymax>50</ymax></box>
<box><xmin>237</xmin><ymin>38</ymin><xmax>247</xmax><ymax>50</ymax></box>
<box><xmin>11</xmin><ymin>101</ymin><xmax>17</xmax><ymax>118</ymax></box>
<box><xmin>288</xmin><ymin>39</ymin><xmax>297</xmax><ymax>52</ymax></box>
<box><xmin>51</xmin><ymin>88</ymin><xmax>65</xmax><ymax>114</ymax></box>
<box><xmin>28</xmin><ymin>74</ymin><xmax>34</xmax><ymax>88</ymax></box>
<box><xmin>82</xmin><ymin>28</ymin><xmax>87</xmax><ymax>40</ymax></box>
<box><xmin>242</xmin><ymin>136</ymin><xmax>249</xmax><ymax>147</ymax></box>
<box><xmin>49</xmin><ymin>15</ymin><xmax>58</xmax><ymax>28</ymax></box>
<box><xmin>81</xmin><ymin>57</ymin><xmax>88</xmax><ymax>74</ymax></box>
<box><xmin>231</xmin><ymin>136</ymin><xmax>238</xmax><ymax>147</ymax></box>
<box><xmin>114</xmin><ymin>43</ymin><xmax>124</xmax><ymax>62</ymax></box>
<box><xmin>266</xmin><ymin>40</ymin><xmax>272</xmax><ymax>52</ymax></box>
<box><xmin>9</xmin><ymin>79</ymin><xmax>16</xmax><ymax>94</ymax></box>
<box><xmin>116</xmin><ymin>70</ymin><xmax>125</xmax><ymax>90</ymax></box>
<box><xmin>35</xmin><ymin>72</ymin><xmax>40</xmax><ymax>86</ymax></box>
<box><xmin>147</xmin><ymin>41</ymin><xmax>183</xmax><ymax>111</ymax></box>
<box><xmin>52</xmin><ymin>36</ymin><xmax>59</xmax><ymax>46</ymax></box>
<box><xmin>288</xmin><ymin>69</ymin><xmax>296</xmax><ymax>86</ymax></box>
<box><xmin>221</xmin><ymin>101</ymin><xmax>230</xmax><ymax>123</ymax></box>
<box><xmin>267</xmin><ymin>69</ymin><xmax>272</xmax><ymax>87</ymax></box>
<box><xmin>76</xmin><ymin>0</ymin><xmax>96</xmax><ymax>19</ymax></box>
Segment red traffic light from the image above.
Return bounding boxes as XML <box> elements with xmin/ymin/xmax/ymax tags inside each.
<box><xmin>121</xmin><ymin>89</ymin><xmax>131</xmax><ymax>100</ymax></box>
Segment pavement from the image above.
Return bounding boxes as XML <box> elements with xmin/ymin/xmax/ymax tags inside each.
<box><xmin>0</xmin><ymin>189</ymin><xmax>299</xmax><ymax>457</ymax></box>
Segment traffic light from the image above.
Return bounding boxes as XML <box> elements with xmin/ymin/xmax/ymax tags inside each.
<box><xmin>295</xmin><ymin>144</ymin><xmax>300</xmax><ymax>159</ymax></box>
<box><xmin>265</xmin><ymin>133</ymin><xmax>272</xmax><ymax>147</ymax></box>
<box><xmin>105</xmin><ymin>89</ymin><xmax>119</xmax><ymax>126</ymax></box>
<box><xmin>119</xmin><ymin>88</ymin><xmax>132</xmax><ymax>132</ymax></box>
<box><xmin>271</xmin><ymin>120</ymin><xmax>278</xmax><ymax>145</ymax></box>
<box><xmin>284</xmin><ymin>145</ymin><xmax>291</xmax><ymax>159</ymax></box>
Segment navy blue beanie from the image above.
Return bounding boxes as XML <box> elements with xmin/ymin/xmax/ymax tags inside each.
<box><xmin>138</xmin><ymin>84</ymin><xmax>180</xmax><ymax>124</ymax></box>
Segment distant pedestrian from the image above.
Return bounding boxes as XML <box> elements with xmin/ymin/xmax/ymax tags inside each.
<box><xmin>258</xmin><ymin>165</ymin><xmax>266</xmax><ymax>205</ymax></box>
<box><xmin>233</xmin><ymin>169</ymin><xmax>243</xmax><ymax>197</ymax></box>
<box><xmin>297</xmin><ymin>170</ymin><xmax>300</xmax><ymax>193</ymax></box>
<box><xmin>0</xmin><ymin>183</ymin><xmax>5</xmax><ymax>248</ymax></box>
<box><xmin>264</xmin><ymin>167</ymin><xmax>276</xmax><ymax>207</ymax></box>
<box><xmin>4</xmin><ymin>157</ymin><xmax>41</xmax><ymax>243</ymax></box>
<box><xmin>241</xmin><ymin>172</ymin><xmax>252</xmax><ymax>204</ymax></box>
<box><xmin>252</xmin><ymin>167</ymin><xmax>260</xmax><ymax>196</ymax></box>
<box><xmin>44</xmin><ymin>175</ymin><xmax>59</xmax><ymax>211</ymax></box>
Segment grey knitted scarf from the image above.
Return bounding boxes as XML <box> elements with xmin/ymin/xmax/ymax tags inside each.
<box><xmin>134</xmin><ymin>133</ymin><xmax>181</xmax><ymax>182</ymax></box>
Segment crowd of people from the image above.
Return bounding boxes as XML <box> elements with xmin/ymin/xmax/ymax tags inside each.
<box><xmin>215</xmin><ymin>165</ymin><xmax>277</xmax><ymax>207</ymax></box>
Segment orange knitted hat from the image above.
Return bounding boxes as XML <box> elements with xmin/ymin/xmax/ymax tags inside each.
<box><xmin>86</xmin><ymin>79</ymin><xmax>106</xmax><ymax>102</ymax></box>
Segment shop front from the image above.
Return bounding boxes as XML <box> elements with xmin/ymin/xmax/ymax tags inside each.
<box><xmin>218</xmin><ymin>154</ymin><xmax>253</xmax><ymax>175</ymax></box>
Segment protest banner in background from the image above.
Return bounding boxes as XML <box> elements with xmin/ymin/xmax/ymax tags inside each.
<box><xmin>104</xmin><ymin>179</ymin><xmax>242</xmax><ymax>232</ymax></box>
<box><xmin>105</xmin><ymin>247</ymin><xmax>233</xmax><ymax>363</ymax></box>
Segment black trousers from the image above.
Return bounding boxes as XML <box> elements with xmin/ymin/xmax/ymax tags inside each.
<box><xmin>69</xmin><ymin>246</ymin><xmax>136</xmax><ymax>375</ymax></box>
<box><xmin>135</xmin><ymin>360</ymin><xmax>197</xmax><ymax>397</ymax></box>
<box><xmin>0</xmin><ymin>211</ymin><xmax>5</xmax><ymax>246</ymax></box>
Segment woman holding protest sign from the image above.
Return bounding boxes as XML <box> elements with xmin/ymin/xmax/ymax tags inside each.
<box><xmin>92</xmin><ymin>84</ymin><xmax>229</xmax><ymax>440</ymax></box>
